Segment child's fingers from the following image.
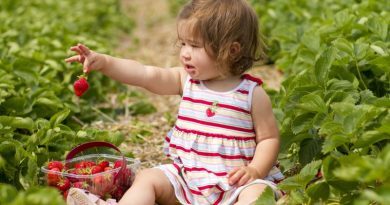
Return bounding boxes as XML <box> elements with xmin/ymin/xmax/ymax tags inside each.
<box><xmin>78</xmin><ymin>44</ymin><xmax>91</xmax><ymax>56</ymax></box>
<box><xmin>227</xmin><ymin>167</ymin><xmax>240</xmax><ymax>177</ymax></box>
<box><xmin>237</xmin><ymin>174</ymin><xmax>250</xmax><ymax>187</ymax></box>
<box><xmin>65</xmin><ymin>55</ymin><xmax>82</xmax><ymax>63</ymax></box>
<box><xmin>70</xmin><ymin>46</ymin><xmax>82</xmax><ymax>55</ymax></box>
<box><xmin>228</xmin><ymin>169</ymin><xmax>245</xmax><ymax>185</ymax></box>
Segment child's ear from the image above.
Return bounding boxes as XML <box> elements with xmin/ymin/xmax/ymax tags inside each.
<box><xmin>229</xmin><ymin>42</ymin><xmax>241</xmax><ymax>58</ymax></box>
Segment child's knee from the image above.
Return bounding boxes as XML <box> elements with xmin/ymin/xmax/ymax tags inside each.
<box><xmin>134</xmin><ymin>168</ymin><xmax>170</xmax><ymax>189</ymax></box>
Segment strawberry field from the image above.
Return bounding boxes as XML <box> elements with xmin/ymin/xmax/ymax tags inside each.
<box><xmin>1</xmin><ymin>0</ymin><xmax>389</xmax><ymax>204</ymax></box>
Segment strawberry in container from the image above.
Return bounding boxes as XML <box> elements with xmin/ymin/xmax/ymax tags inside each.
<box><xmin>41</xmin><ymin>141</ymin><xmax>140</xmax><ymax>201</ymax></box>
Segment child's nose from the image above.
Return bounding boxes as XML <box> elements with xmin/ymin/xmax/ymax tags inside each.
<box><xmin>181</xmin><ymin>47</ymin><xmax>191</xmax><ymax>60</ymax></box>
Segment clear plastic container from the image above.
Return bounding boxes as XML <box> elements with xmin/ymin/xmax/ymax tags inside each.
<box><xmin>40</xmin><ymin>142</ymin><xmax>140</xmax><ymax>201</ymax></box>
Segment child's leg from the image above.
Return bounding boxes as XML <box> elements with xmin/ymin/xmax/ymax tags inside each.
<box><xmin>118</xmin><ymin>168</ymin><xmax>178</xmax><ymax>205</ymax></box>
<box><xmin>233</xmin><ymin>183</ymin><xmax>267</xmax><ymax>205</ymax></box>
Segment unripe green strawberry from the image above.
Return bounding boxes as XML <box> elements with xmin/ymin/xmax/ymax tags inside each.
<box><xmin>73</xmin><ymin>76</ymin><xmax>89</xmax><ymax>97</ymax></box>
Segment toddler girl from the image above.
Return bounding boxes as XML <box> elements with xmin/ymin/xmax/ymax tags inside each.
<box><xmin>65</xmin><ymin>0</ymin><xmax>284</xmax><ymax>204</ymax></box>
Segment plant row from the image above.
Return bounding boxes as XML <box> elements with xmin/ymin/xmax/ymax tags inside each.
<box><xmin>251</xmin><ymin>0</ymin><xmax>389</xmax><ymax>204</ymax></box>
<box><xmin>0</xmin><ymin>0</ymin><xmax>136</xmax><ymax>204</ymax></box>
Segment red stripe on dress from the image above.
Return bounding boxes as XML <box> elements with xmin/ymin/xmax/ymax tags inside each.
<box><xmin>182</xmin><ymin>97</ymin><xmax>250</xmax><ymax>114</ymax></box>
<box><xmin>169</xmin><ymin>143</ymin><xmax>253</xmax><ymax>160</ymax></box>
<box><xmin>175</xmin><ymin>126</ymin><xmax>255</xmax><ymax>141</ymax></box>
<box><xmin>213</xmin><ymin>191</ymin><xmax>224</xmax><ymax>205</ymax></box>
<box><xmin>189</xmin><ymin>188</ymin><xmax>202</xmax><ymax>195</ymax></box>
<box><xmin>165</xmin><ymin>136</ymin><xmax>170</xmax><ymax>142</ymax></box>
<box><xmin>184</xmin><ymin>166</ymin><xmax>227</xmax><ymax>177</ymax></box>
<box><xmin>197</xmin><ymin>184</ymin><xmax>224</xmax><ymax>191</ymax></box>
<box><xmin>241</xmin><ymin>74</ymin><xmax>263</xmax><ymax>85</ymax></box>
<box><xmin>178</xmin><ymin>115</ymin><xmax>254</xmax><ymax>133</ymax></box>
<box><xmin>189</xmin><ymin>79</ymin><xmax>200</xmax><ymax>84</ymax></box>
<box><xmin>181</xmin><ymin>185</ymin><xmax>191</xmax><ymax>203</ymax></box>
<box><xmin>173</xmin><ymin>163</ymin><xmax>181</xmax><ymax>173</ymax></box>
<box><xmin>237</xmin><ymin>89</ymin><xmax>249</xmax><ymax>94</ymax></box>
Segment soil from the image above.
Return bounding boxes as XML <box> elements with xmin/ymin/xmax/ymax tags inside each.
<box><xmin>94</xmin><ymin>0</ymin><xmax>284</xmax><ymax>169</ymax></box>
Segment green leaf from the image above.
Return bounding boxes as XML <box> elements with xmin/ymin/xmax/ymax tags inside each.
<box><xmin>314</xmin><ymin>46</ymin><xmax>335</xmax><ymax>86</ymax></box>
<box><xmin>354</xmin><ymin>131</ymin><xmax>390</xmax><ymax>149</ymax></box>
<box><xmin>129</xmin><ymin>101</ymin><xmax>157</xmax><ymax>116</ymax></box>
<box><xmin>301</xmin><ymin>31</ymin><xmax>320</xmax><ymax>52</ymax></box>
<box><xmin>333</xmin><ymin>38</ymin><xmax>353</xmax><ymax>56</ymax></box>
<box><xmin>0</xmin><ymin>116</ymin><xmax>34</xmax><ymax>132</ymax></box>
<box><xmin>322</xmin><ymin>156</ymin><xmax>358</xmax><ymax>191</ymax></box>
<box><xmin>299</xmin><ymin>138</ymin><xmax>321</xmax><ymax>165</ymax></box>
<box><xmin>353</xmin><ymin>42</ymin><xmax>369</xmax><ymax>60</ymax></box>
<box><xmin>322</xmin><ymin>134</ymin><xmax>349</xmax><ymax>154</ymax></box>
<box><xmin>361</xmin><ymin>185</ymin><xmax>390</xmax><ymax>205</ymax></box>
<box><xmin>49</xmin><ymin>109</ymin><xmax>70</xmax><ymax>128</ymax></box>
<box><xmin>298</xmin><ymin>93</ymin><xmax>327</xmax><ymax>113</ymax></box>
<box><xmin>1</xmin><ymin>97</ymin><xmax>33</xmax><ymax>115</ymax></box>
<box><xmin>369</xmin><ymin>56</ymin><xmax>390</xmax><ymax>73</ymax></box>
<box><xmin>25</xmin><ymin>186</ymin><xmax>66</xmax><ymax>205</ymax></box>
<box><xmin>279</xmin><ymin>160</ymin><xmax>321</xmax><ymax>190</ymax></box>
<box><xmin>291</xmin><ymin>113</ymin><xmax>314</xmax><ymax>134</ymax></box>
<box><xmin>367</xmin><ymin>17</ymin><xmax>388</xmax><ymax>40</ymax></box>
<box><xmin>255</xmin><ymin>186</ymin><xmax>276</xmax><ymax>205</ymax></box>
<box><xmin>0</xmin><ymin>183</ymin><xmax>19</xmax><ymax>204</ymax></box>
<box><xmin>306</xmin><ymin>181</ymin><xmax>330</xmax><ymax>201</ymax></box>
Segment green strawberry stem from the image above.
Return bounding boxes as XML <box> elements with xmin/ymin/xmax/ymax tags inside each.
<box><xmin>78</xmin><ymin>74</ymin><xmax>88</xmax><ymax>80</ymax></box>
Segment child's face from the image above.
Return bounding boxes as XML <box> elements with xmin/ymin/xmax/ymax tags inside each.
<box><xmin>178</xmin><ymin>21</ymin><xmax>221</xmax><ymax>81</ymax></box>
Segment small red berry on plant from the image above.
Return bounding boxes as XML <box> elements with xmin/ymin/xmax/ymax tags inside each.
<box><xmin>73</xmin><ymin>75</ymin><xmax>89</xmax><ymax>97</ymax></box>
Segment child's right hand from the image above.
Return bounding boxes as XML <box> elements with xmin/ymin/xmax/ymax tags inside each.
<box><xmin>65</xmin><ymin>43</ymin><xmax>107</xmax><ymax>73</ymax></box>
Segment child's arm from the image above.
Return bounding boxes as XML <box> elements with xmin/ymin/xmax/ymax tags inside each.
<box><xmin>228</xmin><ymin>86</ymin><xmax>280</xmax><ymax>186</ymax></box>
<box><xmin>65</xmin><ymin>44</ymin><xmax>187</xmax><ymax>95</ymax></box>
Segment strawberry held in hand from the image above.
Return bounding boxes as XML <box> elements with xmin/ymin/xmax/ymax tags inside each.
<box><xmin>73</xmin><ymin>75</ymin><xmax>89</xmax><ymax>97</ymax></box>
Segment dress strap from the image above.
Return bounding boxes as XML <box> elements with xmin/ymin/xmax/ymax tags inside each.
<box><xmin>241</xmin><ymin>74</ymin><xmax>263</xmax><ymax>85</ymax></box>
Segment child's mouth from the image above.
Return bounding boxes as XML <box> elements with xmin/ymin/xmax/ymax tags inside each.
<box><xmin>185</xmin><ymin>64</ymin><xmax>196</xmax><ymax>74</ymax></box>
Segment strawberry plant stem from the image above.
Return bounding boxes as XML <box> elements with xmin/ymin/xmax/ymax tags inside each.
<box><xmin>91</xmin><ymin>107</ymin><xmax>116</xmax><ymax>123</ymax></box>
<box><xmin>355</xmin><ymin>60</ymin><xmax>367</xmax><ymax>90</ymax></box>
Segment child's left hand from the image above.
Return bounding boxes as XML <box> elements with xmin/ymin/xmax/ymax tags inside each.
<box><xmin>227</xmin><ymin>166</ymin><xmax>260</xmax><ymax>187</ymax></box>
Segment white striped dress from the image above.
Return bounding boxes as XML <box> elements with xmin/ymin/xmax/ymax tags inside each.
<box><xmin>157</xmin><ymin>74</ymin><xmax>284</xmax><ymax>205</ymax></box>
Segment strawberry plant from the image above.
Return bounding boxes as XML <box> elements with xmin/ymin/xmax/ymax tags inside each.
<box><xmin>251</xmin><ymin>0</ymin><xmax>389</xmax><ymax>204</ymax></box>
<box><xmin>0</xmin><ymin>0</ymin><xmax>138</xmax><ymax>202</ymax></box>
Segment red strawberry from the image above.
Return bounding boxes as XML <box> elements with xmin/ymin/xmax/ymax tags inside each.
<box><xmin>114</xmin><ymin>160</ymin><xmax>124</xmax><ymax>169</ymax></box>
<box><xmin>98</xmin><ymin>160</ymin><xmax>110</xmax><ymax>169</ymax></box>
<box><xmin>73</xmin><ymin>76</ymin><xmax>89</xmax><ymax>97</ymax></box>
<box><xmin>56</xmin><ymin>178</ymin><xmax>71</xmax><ymax>192</ymax></box>
<box><xmin>85</xmin><ymin>161</ymin><xmax>96</xmax><ymax>167</ymax></box>
<box><xmin>111</xmin><ymin>187</ymin><xmax>125</xmax><ymax>201</ymax></box>
<box><xmin>63</xmin><ymin>190</ymin><xmax>69</xmax><ymax>200</ymax></box>
<box><xmin>73</xmin><ymin>181</ymin><xmax>90</xmax><ymax>189</ymax></box>
<box><xmin>92</xmin><ymin>174</ymin><xmax>114</xmax><ymax>197</ymax></box>
<box><xmin>91</xmin><ymin>165</ymin><xmax>103</xmax><ymax>174</ymax></box>
<box><xmin>67</xmin><ymin>169</ymin><xmax>79</xmax><ymax>183</ymax></box>
<box><xmin>316</xmin><ymin>170</ymin><xmax>323</xmax><ymax>178</ymax></box>
<box><xmin>47</xmin><ymin>161</ymin><xmax>64</xmax><ymax>171</ymax></box>
<box><xmin>47</xmin><ymin>167</ymin><xmax>61</xmax><ymax>186</ymax></box>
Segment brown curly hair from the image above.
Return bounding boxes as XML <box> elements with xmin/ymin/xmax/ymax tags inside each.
<box><xmin>177</xmin><ymin>0</ymin><xmax>266</xmax><ymax>76</ymax></box>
